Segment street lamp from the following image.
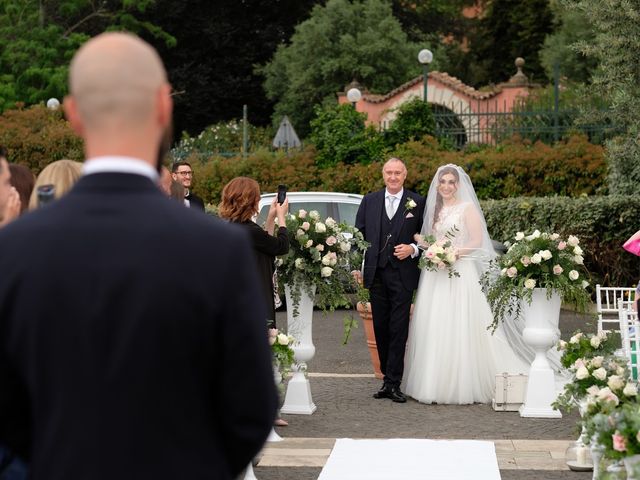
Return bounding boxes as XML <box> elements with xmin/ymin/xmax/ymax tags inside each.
<box><xmin>418</xmin><ymin>49</ymin><xmax>433</xmax><ymax>103</ymax></box>
<box><xmin>346</xmin><ymin>87</ymin><xmax>362</xmax><ymax>109</ymax></box>
<box><xmin>46</xmin><ymin>98</ymin><xmax>60</xmax><ymax>110</ymax></box>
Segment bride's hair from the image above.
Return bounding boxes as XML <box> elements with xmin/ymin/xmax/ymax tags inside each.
<box><xmin>433</xmin><ymin>165</ymin><xmax>460</xmax><ymax>229</ymax></box>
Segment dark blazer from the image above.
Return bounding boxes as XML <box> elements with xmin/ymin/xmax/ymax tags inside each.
<box><xmin>237</xmin><ymin>221</ymin><xmax>289</xmax><ymax>326</ymax></box>
<box><xmin>186</xmin><ymin>191</ymin><xmax>205</xmax><ymax>210</ymax></box>
<box><xmin>0</xmin><ymin>173</ymin><xmax>277</xmax><ymax>480</ymax></box>
<box><xmin>355</xmin><ymin>189</ymin><xmax>425</xmax><ymax>290</ymax></box>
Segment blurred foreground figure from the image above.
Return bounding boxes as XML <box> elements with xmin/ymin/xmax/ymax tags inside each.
<box><xmin>0</xmin><ymin>32</ymin><xmax>277</xmax><ymax>480</ymax></box>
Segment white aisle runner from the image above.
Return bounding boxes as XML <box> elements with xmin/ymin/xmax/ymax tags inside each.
<box><xmin>318</xmin><ymin>438</ymin><xmax>501</xmax><ymax>480</ymax></box>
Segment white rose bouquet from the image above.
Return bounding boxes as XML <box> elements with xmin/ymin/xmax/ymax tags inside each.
<box><xmin>269</xmin><ymin>328</ymin><xmax>296</xmax><ymax>378</ymax></box>
<box><xmin>276</xmin><ymin>209</ymin><xmax>369</xmax><ymax>315</ymax></box>
<box><xmin>480</xmin><ymin>230</ymin><xmax>591</xmax><ymax>331</ymax></box>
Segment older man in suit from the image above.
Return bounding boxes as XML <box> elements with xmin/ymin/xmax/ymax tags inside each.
<box><xmin>355</xmin><ymin>158</ymin><xmax>425</xmax><ymax>403</ymax></box>
<box><xmin>0</xmin><ymin>32</ymin><xmax>277</xmax><ymax>480</ymax></box>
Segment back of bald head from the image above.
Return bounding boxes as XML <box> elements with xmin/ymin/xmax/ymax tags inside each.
<box><xmin>69</xmin><ymin>32</ymin><xmax>167</xmax><ymax>130</ymax></box>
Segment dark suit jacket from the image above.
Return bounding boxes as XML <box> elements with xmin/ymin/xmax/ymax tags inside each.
<box><xmin>355</xmin><ymin>189</ymin><xmax>425</xmax><ymax>291</ymax></box>
<box><xmin>0</xmin><ymin>173</ymin><xmax>277</xmax><ymax>480</ymax></box>
<box><xmin>186</xmin><ymin>191</ymin><xmax>205</xmax><ymax>210</ymax></box>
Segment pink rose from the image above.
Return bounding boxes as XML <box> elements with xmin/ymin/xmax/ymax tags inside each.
<box><xmin>558</xmin><ymin>241</ymin><xmax>567</xmax><ymax>250</ymax></box>
<box><xmin>298</xmin><ymin>209</ymin><xmax>307</xmax><ymax>219</ymax></box>
<box><xmin>268</xmin><ymin>328</ymin><xmax>278</xmax><ymax>345</ymax></box>
<box><xmin>506</xmin><ymin>267</ymin><xmax>518</xmax><ymax>278</ymax></box>
<box><xmin>425</xmin><ymin>251</ymin><xmax>435</xmax><ymax>259</ymax></box>
<box><xmin>326</xmin><ymin>236</ymin><xmax>337</xmax><ymax>246</ymax></box>
<box><xmin>301</xmin><ymin>222</ymin><xmax>310</xmax><ymax>231</ymax></box>
<box><xmin>553</xmin><ymin>265</ymin><xmax>563</xmax><ymax>275</ymax></box>
<box><xmin>521</xmin><ymin>256</ymin><xmax>531</xmax><ymax>266</ymax></box>
<box><xmin>613</xmin><ymin>431</ymin><xmax>627</xmax><ymax>452</ymax></box>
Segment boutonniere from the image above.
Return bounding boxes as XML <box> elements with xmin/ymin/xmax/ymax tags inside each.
<box><xmin>405</xmin><ymin>198</ymin><xmax>417</xmax><ymax>211</ymax></box>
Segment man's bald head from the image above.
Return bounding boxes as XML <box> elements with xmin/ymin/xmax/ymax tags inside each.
<box><xmin>68</xmin><ymin>32</ymin><xmax>168</xmax><ymax>131</ymax></box>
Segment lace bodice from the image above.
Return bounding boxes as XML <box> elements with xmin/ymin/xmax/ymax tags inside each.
<box><xmin>432</xmin><ymin>202</ymin><xmax>469</xmax><ymax>248</ymax></box>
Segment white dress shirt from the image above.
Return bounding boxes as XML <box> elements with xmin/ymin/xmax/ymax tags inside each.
<box><xmin>83</xmin><ymin>156</ymin><xmax>159</xmax><ymax>181</ymax></box>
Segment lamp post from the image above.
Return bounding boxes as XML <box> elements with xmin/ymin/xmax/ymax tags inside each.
<box><xmin>418</xmin><ymin>49</ymin><xmax>433</xmax><ymax>103</ymax></box>
<box><xmin>346</xmin><ymin>87</ymin><xmax>361</xmax><ymax>109</ymax></box>
<box><xmin>46</xmin><ymin>98</ymin><xmax>60</xmax><ymax>110</ymax></box>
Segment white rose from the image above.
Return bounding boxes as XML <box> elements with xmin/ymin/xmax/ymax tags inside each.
<box><xmin>592</xmin><ymin>367</ymin><xmax>607</xmax><ymax>381</ymax></box>
<box><xmin>570</xmin><ymin>332</ymin><xmax>583</xmax><ymax>344</ymax></box>
<box><xmin>550</xmin><ymin>233</ymin><xmax>560</xmax><ymax>240</ymax></box>
<box><xmin>590</xmin><ymin>336</ymin><xmax>601</xmax><ymax>348</ymax></box>
<box><xmin>558</xmin><ymin>340</ymin><xmax>568</xmax><ymax>350</ymax></box>
<box><xmin>540</xmin><ymin>250</ymin><xmax>553</xmax><ymax>261</ymax></box>
<box><xmin>597</xmin><ymin>387</ymin><xmax>613</xmax><ymax>400</ymax></box>
<box><xmin>325</xmin><ymin>236</ymin><xmax>337</xmax><ymax>246</ymax></box>
<box><xmin>581</xmin><ymin>280</ymin><xmax>589</xmax><ymax>289</ymax></box>
<box><xmin>500</xmin><ymin>268</ymin><xmax>507</xmax><ymax>276</ymax></box>
<box><xmin>586</xmin><ymin>385</ymin><xmax>600</xmax><ymax>396</ymax></box>
<box><xmin>617</xmin><ymin>366</ymin><xmax>626</xmax><ymax>376</ymax></box>
<box><xmin>294</xmin><ymin>258</ymin><xmax>305</xmax><ymax>269</ymax></box>
<box><xmin>320</xmin><ymin>266</ymin><xmax>333</xmax><ymax>277</ymax></box>
<box><xmin>623</xmin><ymin>383</ymin><xmax>638</xmax><ymax>397</ymax></box>
<box><xmin>590</xmin><ymin>356</ymin><xmax>604</xmax><ymax>368</ymax></box>
<box><xmin>573</xmin><ymin>245</ymin><xmax>583</xmax><ymax>255</ymax></box>
<box><xmin>309</xmin><ymin>210</ymin><xmax>320</xmax><ymax>220</ymax></box>
<box><xmin>339</xmin><ymin>242</ymin><xmax>351</xmax><ymax>252</ymax></box>
<box><xmin>569</xmin><ymin>270</ymin><xmax>579</xmax><ymax>281</ymax></box>
<box><xmin>315</xmin><ymin>222</ymin><xmax>326</xmax><ymax>233</ymax></box>
<box><xmin>446</xmin><ymin>252</ymin><xmax>457</xmax><ymax>264</ymax></box>
<box><xmin>506</xmin><ymin>267</ymin><xmax>518</xmax><ymax>278</ymax></box>
<box><xmin>515</xmin><ymin>232</ymin><xmax>525</xmax><ymax>241</ymax></box>
<box><xmin>568</xmin><ymin>235</ymin><xmax>579</xmax><ymax>247</ymax></box>
<box><xmin>574</xmin><ymin>255</ymin><xmax>584</xmax><ymax>265</ymax></box>
<box><xmin>325</xmin><ymin>217</ymin><xmax>337</xmax><ymax>229</ymax></box>
<box><xmin>298</xmin><ymin>209</ymin><xmax>307</xmax><ymax>219</ymax></box>
<box><xmin>296</xmin><ymin>229</ymin><xmax>305</xmax><ymax>238</ymax></box>
<box><xmin>575</xmin><ymin>366</ymin><xmax>589</xmax><ymax>380</ymax></box>
<box><xmin>525</xmin><ymin>229</ymin><xmax>541</xmax><ymax>241</ymax></box>
<box><xmin>524</xmin><ymin>278</ymin><xmax>537</xmax><ymax>289</ymax></box>
<box><xmin>305</xmin><ymin>240</ymin><xmax>313</xmax><ymax>248</ymax></box>
<box><xmin>315</xmin><ymin>244</ymin><xmax>325</xmax><ymax>252</ymax></box>
<box><xmin>277</xmin><ymin>333</ymin><xmax>289</xmax><ymax>345</ymax></box>
<box><xmin>531</xmin><ymin>253</ymin><xmax>542</xmax><ymax>264</ymax></box>
<box><xmin>608</xmin><ymin>375</ymin><xmax>625</xmax><ymax>391</ymax></box>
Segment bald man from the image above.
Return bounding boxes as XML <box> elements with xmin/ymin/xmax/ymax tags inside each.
<box><xmin>0</xmin><ymin>33</ymin><xmax>277</xmax><ymax>480</ymax></box>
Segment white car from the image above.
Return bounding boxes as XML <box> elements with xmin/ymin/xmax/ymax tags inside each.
<box><xmin>257</xmin><ymin>191</ymin><xmax>363</xmax><ymax>227</ymax></box>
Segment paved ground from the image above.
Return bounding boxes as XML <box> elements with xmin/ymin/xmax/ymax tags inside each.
<box><xmin>253</xmin><ymin>307</ymin><xmax>597</xmax><ymax>479</ymax></box>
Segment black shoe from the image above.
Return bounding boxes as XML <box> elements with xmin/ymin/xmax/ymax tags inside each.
<box><xmin>389</xmin><ymin>387</ymin><xmax>407</xmax><ymax>403</ymax></box>
<box><xmin>373</xmin><ymin>384</ymin><xmax>391</xmax><ymax>399</ymax></box>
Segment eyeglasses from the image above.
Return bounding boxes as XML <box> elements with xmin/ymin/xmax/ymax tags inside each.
<box><xmin>176</xmin><ymin>171</ymin><xmax>193</xmax><ymax>177</ymax></box>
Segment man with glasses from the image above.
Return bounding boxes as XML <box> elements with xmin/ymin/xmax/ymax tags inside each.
<box><xmin>171</xmin><ymin>161</ymin><xmax>204</xmax><ymax>210</ymax></box>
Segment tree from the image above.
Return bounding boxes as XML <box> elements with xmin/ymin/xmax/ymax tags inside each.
<box><xmin>0</xmin><ymin>0</ymin><xmax>172</xmax><ymax>112</ymax></box>
<box><xmin>564</xmin><ymin>0</ymin><xmax>640</xmax><ymax>194</ymax></box>
<box><xmin>260</xmin><ymin>0</ymin><xmax>425</xmax><ymax>137</ymax></box>
<box><xmin>383</xmin><ymin>98</ymin><xmax>436</xmax><ymax>148</ymax></box>
<box><xmin>465</xmin><ymin>0</ymin><xmax>554</xmax><ymax>87</ymax></box>
<box><xmin>143</xmin><ymin>0</ymin><xmax>319</xmax><ymax>137</ymax></box>
<box><xmin>539</xmin><ymin>0</ymin><xmax>597</xmax><ymax>83</ymax></box>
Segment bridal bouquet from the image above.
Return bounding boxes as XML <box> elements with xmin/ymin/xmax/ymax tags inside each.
<box><xmin>480</xmin><ymin>230</ymin><xmax>591</xmax><ymax>330</ymax></box>
<box><xmin>414</xmin><ymin>228</ymin><xmax>460</xmax><ymax>278</ymax></box>
<box><xmin>276</xmin><ymin>209</ymin><xmax>369</xmax><ymax>314</ymax></box>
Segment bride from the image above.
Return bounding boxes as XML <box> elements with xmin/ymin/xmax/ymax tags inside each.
<box><xmin>403</xmin><ymin>164</ymin><xmax>531</xmax><ymax>404</ymax></box>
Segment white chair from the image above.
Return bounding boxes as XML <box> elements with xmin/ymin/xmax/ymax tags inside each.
<box><xmin>596</xmin><ymin>284</ymin><xmax>636</xmax><ymax>334</ymax></box>
<box><xmin>619</xmin><ymin>305</ymin><xmax>640</xmax><ymax>381</ymax></box>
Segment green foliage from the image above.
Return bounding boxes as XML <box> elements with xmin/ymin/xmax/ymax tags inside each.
<box><xmin>309</xmin><ymin>103</ymin><xmax>386</xmax><ymax>167</ymax></box>
<box><xmin>0</xmin><ymin>105</ymin><xmax>83</xmax><ymax>173</ymax></box>
<box><xmin>540</xmin><ymin>0</ymin><xmax>597</xmax><ymax>83</ymax></box>
<box><xmin>481</xmin><ymin>195</ymin><xmax>640</xmax><ymax>288</ymax></box>
<box><xmin>259</xmin><ymin>0</ymin><xmax>423</xmax><ymax>137</ymax></box>
<box><xmin>170</xmin><ymin>120</ymin><xmax>274</xmax><ymax>162</ymax></box>
<box><xmin>383</xmin><ymin>97</ymin><xmax>436</xmax><ymax>148</ymax></box>
<box><xmin>563</xmin><ymin>0</ymin><xmax>640</xmax><ymax>194</ymax></box>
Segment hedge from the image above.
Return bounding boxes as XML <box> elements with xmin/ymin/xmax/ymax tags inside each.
<box><xmin>481</xmin><ymin>195</ymin><xmax>640</xmax><ymax>288</ymax></box>
<box><xmin>0</xmin><ymin>105</ymin><xmax>84</xmax><ymax>173</ymax></box>
<box><xmin>190</xmin><ymin>134</ymin><xmax>606</xmax><ymax>204</ymax></box>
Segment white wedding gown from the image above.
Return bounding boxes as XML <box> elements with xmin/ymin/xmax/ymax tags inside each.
<box><xmin>403</xmin><ymin>202</ymin><xmax>530</xmax><ymax>404</ymax></box>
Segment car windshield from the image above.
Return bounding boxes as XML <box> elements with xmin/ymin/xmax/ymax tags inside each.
<box><xmin>257</xmin><ymin>201</ymin><xmax>336</xmax><ymax>227</ymax></box>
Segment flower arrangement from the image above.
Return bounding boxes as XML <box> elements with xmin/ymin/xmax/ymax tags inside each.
<box><xmin>269</xmin><ymin>328</ymin><xmax>296</xmax><ymax>379</ymax></box>
<box><xmin>276</xmin><ymin>209</ymin><xmax>369</xmax><ymax>315</ymax></box>
<box><xmin>589</xmin><ymin>403</ymin><xmax>640</xmax><ymax>462</ymax></box>
<box><xmin>480</xmin><ymin>230</ymin><xmax>591</xmax><ymax>331</ymax></box>
<box><xmin>414</xmin><ymin>229</ymin><xmax>460</xmax><ymax>278</ymax></box>
<box><xmin>557</xmin><ymin>330</ymin><xmax>620</xmax><ymax>370</ymax></box>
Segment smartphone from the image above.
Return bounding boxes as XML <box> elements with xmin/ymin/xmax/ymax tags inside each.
<box><xmin>277</xmin><ymin>184</ymin><xmax>287</xmax><ymax>205</ymax></box>
<box><xmin>37</xmin><ymin>184</ymin><xmax>56</xmax><ymax>206</ymax></box>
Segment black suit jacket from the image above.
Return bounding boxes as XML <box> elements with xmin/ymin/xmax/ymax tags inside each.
<box><xmin>0</xmin><ymin>173</ymin><xmax>277</xmax><ymax>480</ymax></box>
<box><xmin>186</xmin><ymin>191</ymin><xmax>205</xmax><ymax>210</ymax></box>
<box><xmin>355</xmin><ymin>189</ymin><xmax>425</xmax><ymax>290</ymax></box>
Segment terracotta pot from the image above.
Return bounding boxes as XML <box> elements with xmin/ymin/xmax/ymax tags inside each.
<box><xmin>356</xmin><ymin>302</ymin><xmax>413</xmax><ymax>380</ymax></box>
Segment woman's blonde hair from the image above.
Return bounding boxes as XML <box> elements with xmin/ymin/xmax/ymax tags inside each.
<box><xmin>29</xmin><ymin>159</ymin><xmax>83</xmax><ymax>210</ymax></box>
<box><xmin>218</xmin><ymin>177</ymin><xmax>261</xmax><ymax>223</ymax></box>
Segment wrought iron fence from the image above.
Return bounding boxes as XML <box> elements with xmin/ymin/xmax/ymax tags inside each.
<box><xmin>431</xmin><ymin>102</ymin><xmax>619</xmax><ymax>148</ymax></box>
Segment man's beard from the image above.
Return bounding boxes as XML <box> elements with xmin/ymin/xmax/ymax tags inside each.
<box><xmin>156</xmin><ymin>120</ymin><xmax>174</xmax><ymax>173</ymax></box>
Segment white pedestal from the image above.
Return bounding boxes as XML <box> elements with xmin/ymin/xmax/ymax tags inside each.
<box><xmin>243</xmin><ymin>462</ymin><xmax>258</xmax><ymax>480</ymax></box>
<box><xmin>519</xmin><ymin>288</ymin><xmax>562</xmax><ymax>418</ymax></box>
<box><xmin>281</xmin><ymin>284</ymin><xmax>317</xmax><ymax>415</ymax></box>
<box><xmin>267</xmin><ymin>428</ymin><xmax>283</xmax><ymax>442</ymax></box>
